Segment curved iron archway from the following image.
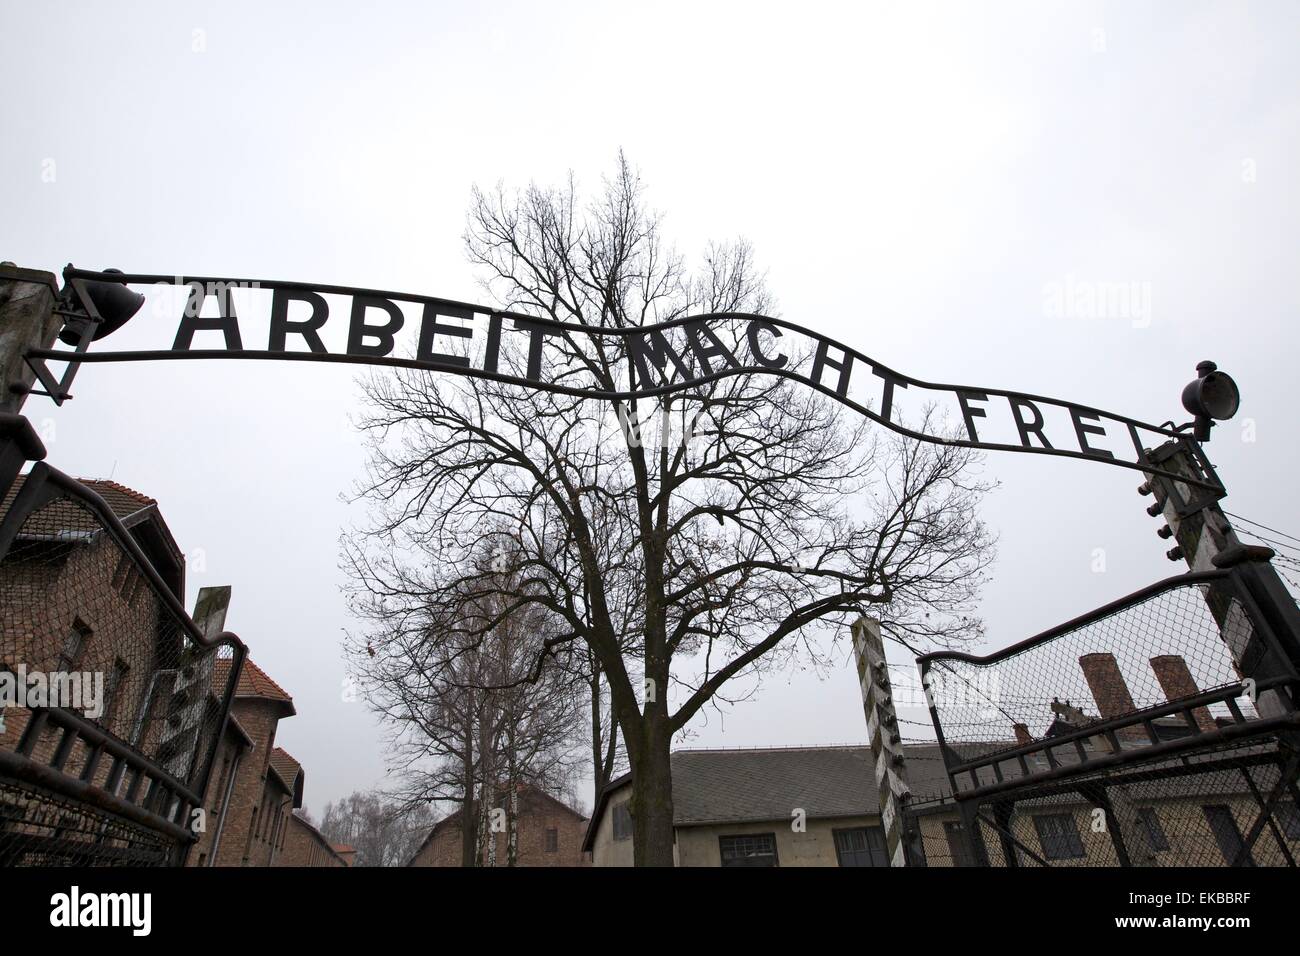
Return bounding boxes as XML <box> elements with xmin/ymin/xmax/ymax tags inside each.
<box><xmin>29</xmin><ymin>266</ymin><xmax>1224</xmax><ymax>494</ymax></box>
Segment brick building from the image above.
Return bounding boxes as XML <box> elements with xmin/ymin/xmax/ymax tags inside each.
<box><xmin>409</xmin><ymin>785</ymin><xmax>589</xmax><ymax>867</ymax></box>
<box><xmin>330</xmin><ymin>842</ymin><xmax>357</xmax><ymax>866</ymax></box>
<box><xmin>0</xmin><ymin>474</ymin><xmax>348</xmax><ymax>867</ymax></box>
<box><xmin>189</xmin><ymin>658</ymin><xmax>348</xmax><ymax>867</ymax></box>
<box><xmin>0</xmin><ymin>478</ymin><xmax>186</xmax><ymax>760</ymax></box>
<box><xmin>274</xmin><ymin>815</ymin><xmax>348</xmax><ymax>866</ymax></box>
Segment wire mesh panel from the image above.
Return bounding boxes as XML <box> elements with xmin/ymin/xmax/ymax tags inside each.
<box><xmin>0</xmin><ymin>465</ymin><xmax>243</xmax><ymax>866</ymax></box>
<box><xmin>939</xmin><ymin>741</ymin><xmax>1300</xmax><ymax>867</ymax></box>
<box><xmin>0</xmin><ymin>778</ymin><xmax>172</xmax><ymax>866</ymax></box>
<box><xmin>915</xmin><ymin>570</ymin><xmax>1300</xmax><ymax>867</ymax></box>
<box><xmin>926</xmin><ymin>579</ymin><xmax>1261</xmax><ymax>759</ymax></box>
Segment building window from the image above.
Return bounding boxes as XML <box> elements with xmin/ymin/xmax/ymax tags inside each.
<box><xmin>111</xmin><ymin>555</ymin><xmax>147</xmax><ymax>606</ymax></box>
<box><xmin>60</xmin><ymin>620</ymin><xmax>91</xmax><ymax>671</ymax></box>
<box><xmin>246</xmin><ymin>806</ymin><xmax>259</xmax><ymax>861</ymax></box>
<box><xmin>833</xmin><ymin>826</ymin><xmax>889</xmax><ymax>867</ymax></box>
<box><xmin>1137</xmin><ymin>807</ymin><xmax>1169</xmax><ymax>852</ymax></box>
<box><xmin>1203</xmin><ymin>804</ymin><xmax>1254</xmax><ymax>866</ymax></box>
<box><xmin>211</xmin><ymin>755</ymin><xmax>232</xmax><ymax>816</ymax></box>
<box><xmin>101</xmin><ymin>658</ymin><xmax>129</xmax><ymax>726</ymax></box>
<box><xmin>111</xmin><ymin>553</ymin><xmax>132</xmax><ymax>594</ymax></box>
<box><xmin>719</xmin><ymin>833</ymin><xmax>778</xmax><ymax>867</ymax></box>
<box><xmin>1033</xmin><ymin>813</ymin><xmax>1084</xmax><ymax>860</ymax></box>
<box><xmin>126</xmin><ymin>571</ymin><xmax>147</xmax><ymax>607</ymax></box>
<box><xmin>943</xmin><ymin>821</ymin><xmax>974</xmax><ymax>867</ymax></box>
<box><xmin>544</xmin><ymin>827</ymin><xmax>559</xmax><ymax>852</ymax></box>
<box><xmin>612</xmin><ymin>801</ymin><xmax>632</xmax><ymax>842</ymax></box>
<box><xmin>1275</xmin><ymin>801</ymin><xmax>1300</xmax><ymax>840</ymax></box>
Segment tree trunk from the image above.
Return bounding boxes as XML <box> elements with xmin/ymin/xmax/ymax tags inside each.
<box><xmin>460</xmin><ymin>743</ymin><xmax>478</xmax><ymax>867</ymax></box>
<box><xmin>460</xmin><ymin>791</ymin><xmax>477</xmax><ymax>867</ymax></box>
<box><xmin>590</xmin><ymin>663</ymin><xmax>602</xmax><ymax>810</ymax></box>
<box><xmin>506</xmin><ymin>741</ymin><xmax>519</xmax><ymax>868</ymax></box>
<box><xmin>507</xmin><ymin>786</ymin><xmax>519</xmax><ymax>868</ymax></box>
<box><xmin>629</xmin><ymin>717</ymin><xmax>675</xmax><ymax>867</ymax></box>
<box><xmin>590</xmin><ymin>660</ymin><xmax>615</xmax><ymax>811</ymax></box>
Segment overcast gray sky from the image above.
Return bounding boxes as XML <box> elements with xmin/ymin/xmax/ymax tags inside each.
<box><xmin>2</xmin><ymin>0</ymin><xmax>1297</xmax><ymax>815</ymax></box>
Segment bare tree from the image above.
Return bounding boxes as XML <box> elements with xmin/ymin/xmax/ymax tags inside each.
<box><xmin>343</xmin><ymin>529</ymin><xmax>585</xmax><ymax>865</ymax></box>
<box><xmin>346</xmin><ymin>153</ymin><xmax>995</xmax><ymax>865</ymax></box>
<box><xmin>319</xmin><ymin>790</ymin><xmax>435</xmax><ymax>867</ymax></box>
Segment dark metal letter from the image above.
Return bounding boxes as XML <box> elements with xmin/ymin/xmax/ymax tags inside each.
<box><xmin>1070</xmin><ymin>407</ymin><xmax>1115</xmax><ymax>459</ymax></box>
<box><xmin>483</xmin><ymin>313</ymin><xmax>505</xmax><ymax>374</ymax></box>
<box><xmin>268</xmin><ymin>289</ymin><xmax>329</xmax><ymax>353</ymax></box>
<box><xmin>514</xmin><ymin>318</ymin><xmax>566</xmax><ymax>383</ymax></box>
<box><xmin>746</xmin><ymin>320</ymin><xmax>788</xmax><ymax>369</ymax></box>
<box><xmin>346</xmin><ymin>296</ymin><xmax>405</xmax><ymax>357</ymax></box>
<box><xmin>416</xmin><ymin>303</ymin><xmax>472</xmax><ymax>368</ymax></box>
<box><xmin>684</xmin><ymin>320</ymin><xmax>739</xmax><ymax>375</ymax></box>
<box><xmin>956</xmin><ymin>390</ymin><xmax>989</xmax><ymax>443</ymax></box>
<box><xmin>871</xmin><ymin>365</ymin><xmax>909</xmax><ymax>423</ymax></box>
<box><xmin>1009</xmin><ymin>397</ymin><xmax>1052</xmax><ymax>449</ymax></box>
<box><xmin>810</xmin><ymin>339</ymin><xmax>853</xmax><ymax>396</ymax></box>
<box><xmin>628</xmin><ymin>329</ymin><xmax>695</xmax><ymax>388</ymax></box>
<box><xmin>172</xmin><ymin>281</ymin><xmax>243</xmax><ymax>351</ymax></box>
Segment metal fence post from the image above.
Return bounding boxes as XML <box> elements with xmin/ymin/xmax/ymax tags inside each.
<box><xmin>0</xmin><ymin>265</ymin><xmax>61</xmax><ymax>502</ymax></box>
<box><xmin>853</xmin><ymin>617</ymin><xmax>924</xmax><ymax>865</ymax></box>
<box><xmin>0</xmin><ymin>265</ymin><xmax>62</xmax><ymax>416</ymax></box>
<box><xmin>1143</xmin><ymin>440</ymin><xmax>1300</xmax><ymax>719</ymax></box>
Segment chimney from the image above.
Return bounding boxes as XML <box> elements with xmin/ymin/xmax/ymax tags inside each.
<box><xmin>1078</xmin><ymin>652</ymin><xmax>1143</xmax><ymax>743</ymax></box>
<box><xmin>1079</xmin><ymin>653</ymin><xmax>1136</xmax><ymax>718</ymax></box>
<box><xmin>1150</xmin><ymin>655</ymin><xmax>1216</xmax><ymax>733</ymax></box>
<box><xmin>1012</xmin><ymin>723</ymin><xmax>1032</xmax><ymax>746</ymax></box>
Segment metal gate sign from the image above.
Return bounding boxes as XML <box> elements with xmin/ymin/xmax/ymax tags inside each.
<box><xmin>40</xmin><ymin>268</ymin><xmax>1217</xmax><ymax>489</ymax></box>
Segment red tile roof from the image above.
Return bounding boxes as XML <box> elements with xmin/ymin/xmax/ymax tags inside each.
<box><xmin>215</xmin><ymin>658</ymin><xmax>296</xmax><ymax>715</ymax></box>
<box><xmin>1</xmin><ymin>474</ymin><xmax>157</xmax><ymax>524</ymax></box>
<box><xmin>0</xmin><ymin>472</ymin><xmax>188</xmax><ymax>602</ymax></box>
<box><xmin>79</xmin><ymin>479</ymin><xmax>157</xmax><ymax>516</ymax></box>
<box><xmin>268</xmin><ymin>746</ymin><xmax>304</xmax><ymax>806</ymax></box>
<box><xmin>269</xmin><ymin>747</ymin><xmax>302</xmax><ymax>789</ymax></box>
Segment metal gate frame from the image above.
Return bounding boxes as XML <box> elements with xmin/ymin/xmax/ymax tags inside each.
<box><xmin>916</xmin><ymin>564</ymin><xmax>1300</xmax><ymax>867</ymax></box>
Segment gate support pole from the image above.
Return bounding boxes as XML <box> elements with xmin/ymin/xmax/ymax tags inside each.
<box><xmin>1142</xmin><ymin>440</ymin><xmax>1300</xmax><ymax>719</ymax></box>
<box><xmin>852</xmin><ymin>617</ymin><xmax>924</xmax><ymax>866</ymax></box>
<box><xmin>0</xmin><ymin>265</ymin><xmax>62</xmax><ymax>416</ymax></box>
<box><xmin>991</xmin><ymin>801</ymin><xmax>1019</xmax><ymax>866</ymax></box>
<box><xmin>0</xmin><ymin>265</ymin><xmax>61</xmax><ymax>500</ymax></box>
<box><xmin>957</xmin><ymin>799</ymin><xmax>991</xmax><ymax>867</ymax></box>
<box><xmin>1078</xmin><ymin>783</ymin><xmax>1135</xmax><ymax>867</ymax></box>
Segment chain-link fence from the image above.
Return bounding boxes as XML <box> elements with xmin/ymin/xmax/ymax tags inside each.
<box><xmin>0</xmin><ymin>462</ymin><xmax>244</xmax><ymax>866</ymax></box>
<box><xmin>915</xmin><ymin>569</ymin><xmax>1300</xmax><ymax>867</ymax></box>
<box><xmin>0</xmin><ymin>778</ymin><xmax>173</xmax><ymax>866</ymax></box>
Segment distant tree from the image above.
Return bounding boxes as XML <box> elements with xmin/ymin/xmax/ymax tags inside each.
<box><xmin>343</xmin><ymin>532</ymin><xmax>586</xmax><ymax>865</ymax></box>
<box><xmin>318</xmin><ymin>790</ymin><xmax>434</xmax><ymax>867</ymax></box>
